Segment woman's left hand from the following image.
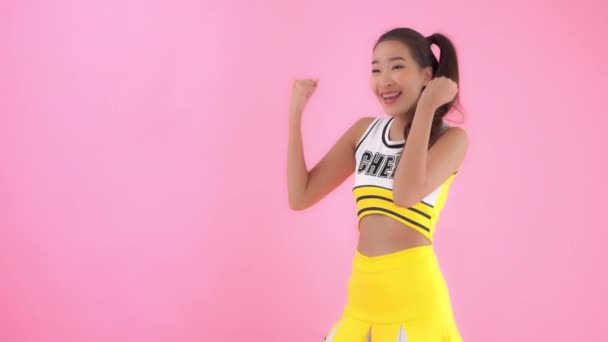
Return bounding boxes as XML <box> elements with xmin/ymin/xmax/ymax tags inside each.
<box><xmin>418</xmin><ymin>76</ymin><xmax>459</xmax><ymax>111</ymax></box>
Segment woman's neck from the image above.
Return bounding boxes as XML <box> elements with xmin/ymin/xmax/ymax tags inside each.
<box><xmin>390</xmin><ymin>108</ymin><xmax>416</xmax><ymax>140</ymax></box>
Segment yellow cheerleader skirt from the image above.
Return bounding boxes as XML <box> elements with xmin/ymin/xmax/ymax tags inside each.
<box><xmin>324</xmin><ymin>245</ymin><xmax>462</xmax><ymax>342</ymax></box>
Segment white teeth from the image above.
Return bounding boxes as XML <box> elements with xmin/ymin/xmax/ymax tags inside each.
<box><xmin>382</xmin><ymin>92</ymin><xmax>401</xmax><ymax>100</ymax></box>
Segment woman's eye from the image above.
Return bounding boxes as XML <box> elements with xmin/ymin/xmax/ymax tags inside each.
<box><xmin>393</xmin><ymin>65</ymin><xmax>404</xmax><ymax>70</ymax></box>
<box><xmin>371</xmin><ymin>69</ymin><xmax>380</xmax><ymax>74</ymax></box>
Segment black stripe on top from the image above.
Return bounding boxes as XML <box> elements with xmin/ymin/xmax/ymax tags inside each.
<box><xmin>382</xmin><ymin>120</ymin><xmax>452</xmax><ymax>149</ymax></box>
<box><xmin>382</xmin><ymin>117</ymin><xmax>405</xmax><ymax>149</ymax></box>
<box><xmin>355</xmin><ymin>195</ymin><xmax>432</xmax><ymax>219</ymax></box>
<box><xmin>353</xmin><ymin>184</ymin><xmax>392</xmax><ymax>191</ymax></box>
<box><xmin>355</xmin><ymin>118</ymin><xmax>381</xmax><ymax>153</ymax></box>
<box><xmin>353</xmin><ymin>185</ymin><xmax>436</xmax><ymax>208</ymax></box>
<box><xmin>357</xmin><ymin>207</ymin><xmax>430</xmax><ymax>232</ymax></box>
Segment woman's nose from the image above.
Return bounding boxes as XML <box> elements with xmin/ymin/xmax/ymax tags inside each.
<box><xmin>380</xmin><ymin>74</ymin><xmax>394</xmax><ymax>87</ymax></box>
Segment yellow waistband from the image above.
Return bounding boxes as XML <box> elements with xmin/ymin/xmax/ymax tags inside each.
<box><xmin>344</xmin><ymin>245</ymin><xmax>452</xmax><ymax>323</ymax></box>
<box><xmin>353</xmin><ymin>245</ymin><xmax>437</xmax><ymax>272</ymax></box>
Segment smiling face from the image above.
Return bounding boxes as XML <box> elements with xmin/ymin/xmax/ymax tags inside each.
<box><xmin>371</xmin><ymin>40</ymin><xmax>433</xmax><ymax>117</ymax></box>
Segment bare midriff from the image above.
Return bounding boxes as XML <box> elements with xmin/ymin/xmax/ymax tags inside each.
<box><xmin>357</xmin><ymin>214</ymin><xmax>431</xmax><ymax>257</ymax></box>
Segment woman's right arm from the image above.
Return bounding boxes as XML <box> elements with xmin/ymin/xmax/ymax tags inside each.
<box><xmin>286</xmin><ymin>79</ymin><xmax>373</xmax><ymax>210</ymax></box>
<box><xmin>287</xmin><ymin>113</ymin><xmax>373</xmax><ymax>210</ymax></box>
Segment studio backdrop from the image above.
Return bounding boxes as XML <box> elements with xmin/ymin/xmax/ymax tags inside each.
<box><xmin>1</xmin><ymin>0</ymin><xmax>606</xmax><ymax>341</ymax></box>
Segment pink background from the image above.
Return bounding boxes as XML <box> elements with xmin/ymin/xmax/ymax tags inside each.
<box><xmin>2</xmin><ymin>0</ymin><xmax>607</xmax><ymax>341</ymax></box>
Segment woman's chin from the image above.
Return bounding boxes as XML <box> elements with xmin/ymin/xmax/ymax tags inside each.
<box><xmin>382</xmin><ymin>107</ymin><xmax>408</xmax><ymax>117</ymax></box>
<box><xmin>379</xmin><ymin>101</ymin><xmax>411</xmax><ymax>117</ymax></box>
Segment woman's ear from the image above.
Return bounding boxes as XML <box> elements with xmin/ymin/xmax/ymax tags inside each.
<box><xmin>423</xmin><ymin>66</ymin><xmax>433</xmax><ymax>85</ymax></box>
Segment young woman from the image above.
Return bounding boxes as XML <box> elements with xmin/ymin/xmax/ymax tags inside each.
<box><xmin>287</xmin><ymin>27</ymin><xmax>468</xmax><ymax>342</ymax></box>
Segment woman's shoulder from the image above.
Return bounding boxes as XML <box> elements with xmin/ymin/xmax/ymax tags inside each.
<box><xmin>355</xmin><ymin>116</ymin><xmax>379</xmax><ymax>129</ymax></box>
<box><xmin>434</xmin><ymin>123</ymin><xmax>469</xmax><ymax>171</ymax></box>
<box><xmin>353</xmin><ymin>115</ymin><xmax>391</xmax><ymax>131</ymax></box>
<box><xmin>348</xmin><ymin>116</ymin><xmax>382</xmax><ymax>143</ymax></box>
<box><xmin>438</xmin><ymin>119</ymin><xmax>468</xmax><ymax>136</ymax></box>
<box><xmin>439</xmin><ymin>122</ymin><xmax>468</xmax><ymax>139</ymax></box>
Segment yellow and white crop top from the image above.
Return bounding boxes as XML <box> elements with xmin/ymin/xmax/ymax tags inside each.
<box><xmin>353</xmin><ymin>116</ymin><xmax>458</xmax><ymax>241</ymax></box>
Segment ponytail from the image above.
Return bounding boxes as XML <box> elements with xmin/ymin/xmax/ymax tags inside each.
<box><xmin>423</xmin><ymin>33</ymin><xmax>461</xmax><ymax>147</ymax></box>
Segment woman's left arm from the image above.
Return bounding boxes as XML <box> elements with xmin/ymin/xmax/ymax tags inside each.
<box><xmin>392</xmin><ymin>77</ymin><xmax>469</xmax><ymax>207</ymax></box>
